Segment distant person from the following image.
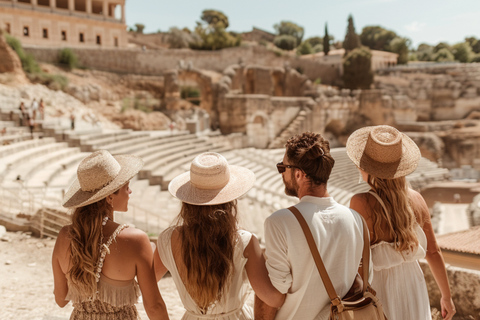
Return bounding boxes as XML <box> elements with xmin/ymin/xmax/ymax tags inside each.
<box><xmin>168</xmin><ymin>121</ymin><xmax>176</xmax><ymax>134</ymax></box>
<box><xmin>30</xmin><ymin>98</ymin><xmax>38</xmax><ymax>120</ymax></box>
<box><xmin>1</xmin><ymin>127</ymin><xmax>6</xmax><ymax>136</ymax></box>
<box><xmin>258</xmin><ymin>132</ymin><xmax>369</xmax><ymax>320</ymax></box>
<box><xmin>154</xmin><ymin>152</ymin><xmax>285</xmax><ymax>319</ymax></box>
<box><xmin>70</xmin><ymin>113</ymin><xmax>75</xmax><ymax>130</ymax></box>
<box><xmin>453</xmin><ymin>193</ymin><xmax>461</xmax><ymax>203</ymax></box>
<box><xmin>346</xmin><ymin>125</ymin><xmax>456</xmax><ymax>320</ymax></box>
<box><xmin>27</xmin><ymin>114</ymin><xmax>34</xmax><ymax>138</ymax></box>
<box><xmin>18</xmin><ymin>101</ymin><xmax>27</xmax><ymax>126</ymax></box>
<box><xmin>39</xmin><ymin>99</ymin><xmax>45</xmax><ymax>120</ymax></box>
<box><xmin>52</xmin><ymin>150</ymin><xmax>170</xmax><ymax>319</ymax></box>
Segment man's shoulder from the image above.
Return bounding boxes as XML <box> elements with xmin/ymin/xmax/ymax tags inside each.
<box><xmin>267</xmin><ymin>207</ymin><xmax>294</xmax><ymax>222</ymax></box>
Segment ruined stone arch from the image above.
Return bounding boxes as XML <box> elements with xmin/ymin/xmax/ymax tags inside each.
<box><xmin>177</xmin><ymin>69</ymin><xmax>215</xmax><ymax>116</ymax></box>
<box><xmin>246</xmin><ymin>111</ymin><xmax>272</xmax><ymax>148</ymax></box>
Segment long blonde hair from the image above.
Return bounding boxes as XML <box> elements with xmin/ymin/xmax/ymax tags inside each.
<box><xmin>367</xmin><ymin>175</ymin><xmax>419</xmax><ymax>252</ymax></box>
<box><xmin>68</xmin><ymin>198</ymin><xmax>111</xmax><ymax>299</ymax></box>
<box><xmin>176</xmin><ymin>201</ymin><xmax>238</xmax><ymax>311</ymax></box>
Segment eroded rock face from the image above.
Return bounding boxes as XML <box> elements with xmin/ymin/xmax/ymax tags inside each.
<box><xmin>0</xmin><ymin>32</ymin><xmax>26</xmax><ymax>82</ymax></box>
<box><xmin>420</xmin><ymin>262</ymin><xmax>480</xmax><ymax>318</ymax></box>
<box><xmin>110</xmin><ymin>109</ymin><xmax>170</xmax><ymax>130</ymax></box>
<box><xmin>407</xmin><ymin>132</ymin><xmax>445</xmax><ymax>164</ymax></box>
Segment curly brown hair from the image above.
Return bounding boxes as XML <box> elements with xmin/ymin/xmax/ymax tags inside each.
<box><xmin>285</xmin><ymin>132</ymin><xmax>335</xmax><ymax>185</ymax></box>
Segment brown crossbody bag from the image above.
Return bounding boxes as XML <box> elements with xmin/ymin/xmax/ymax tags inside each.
<box><xmin>288</xmin><ymin>206</ymin><xmax>388</xmax><ymax>320</ymax></box>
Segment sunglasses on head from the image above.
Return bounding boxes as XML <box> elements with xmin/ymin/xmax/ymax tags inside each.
<box><xmin>276</xmin><ymin>162</ymin><xmax>300</xmax><ymax>174</ymax></box>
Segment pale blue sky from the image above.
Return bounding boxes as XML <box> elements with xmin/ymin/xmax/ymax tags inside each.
<box><xmin>125</xmin><ymin>0</ymin><xmax>480</xmax><ymax>49</ymax></box>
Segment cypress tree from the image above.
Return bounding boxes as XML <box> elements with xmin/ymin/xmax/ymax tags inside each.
<box><xmin>343</xmin><ymin>15</ymin><xmax>361</xmax><ymax>52</ymax></box>
<box><xmin>323</xmin><ymin>23</ymin><xmax>330</xmax><ymax>56</ymax></box>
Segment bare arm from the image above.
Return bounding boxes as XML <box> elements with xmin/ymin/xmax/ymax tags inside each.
<box><xmin>52</xmin><ymin>227</ymin><xmax>69</xmax><ymax>308</ymax></box>
<box><xmin>244</xmin><ymin>235</ymin><xmax>285</xmax><ymax>308</ymax></box>
<box><xmin>154</xmin><ymin>247</ymin><xmax>169</xmax><ymax>282</ymax></box>
<box><xmin>411</xmin><ymin>190</ymin><xmax>456</xmax><ymax>320</ymax></box>
<box><xmin>254</xmin><ymin>294</ymin><xmax>279</xmax><ymax>320</ymax></box>
<box><xmin>133</xmin><ymin>231</ymin><xmax>170</xmax><ymax>320</ymax></box>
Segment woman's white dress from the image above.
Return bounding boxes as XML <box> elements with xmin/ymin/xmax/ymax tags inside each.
<box><xmin>371</xmin><ymin>224</ymin><xmax>432</xmax><ymax>320</ymax></box>
<box><xmin>157</xmin><ymin>228</ymin><xmax>254</xmax><ymax>320</ymax></box>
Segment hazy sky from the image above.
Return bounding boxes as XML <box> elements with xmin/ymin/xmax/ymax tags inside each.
<box><xmin>125</xmin><ymin>0</ymin><xmax>480</xmax><ymax>48</ymax></box>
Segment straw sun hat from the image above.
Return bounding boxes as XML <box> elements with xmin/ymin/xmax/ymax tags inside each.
<box><xmin>168</xmin><ymin>152</ymin><xmax>255</xmax><ymax>205</ymax></box>
<box><xmin>346</xmin><ymin>125</ymin><xmax>421</xmax><ymax>179</ymax></box>
<box><xmin>62</xmin><ymin>150</ymin><xmax>144</xmax><ymax>208</ymax></box>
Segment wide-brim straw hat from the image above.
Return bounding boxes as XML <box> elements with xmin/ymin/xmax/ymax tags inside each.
<box><xmin>346</xmin><ymin>125</ymin><xmax>421</xmax><ymax>179</ymax></box>
<box><xmin>168</xmin><ymin>152</ymin><xmax>255</xmax><ymax>205</ymax></box>
<box><xmin>62</xmin><ymin>150</ymin><xmax>144</xmax><ymax>208</ymax></box>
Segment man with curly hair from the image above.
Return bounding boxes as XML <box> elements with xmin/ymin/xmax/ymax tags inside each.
<box><xmin>256</xmin><ymin>132</ymin><xmax>370</xmax><ymax>320</ymax></box>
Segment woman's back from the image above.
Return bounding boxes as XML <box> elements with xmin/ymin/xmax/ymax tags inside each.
<box><xmin>158</xmin><ymin>227</ymin><xmax>254</xmax><ymax>320</ymax></box>
<box><xmin>351</xmin><ymin>188</ymin><xmax>432</xmax><ymax>320</ymax></box>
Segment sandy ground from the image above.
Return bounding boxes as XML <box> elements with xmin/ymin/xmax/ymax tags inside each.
<box><xmin>0</xmin><ymin>230</ymin><xmax>255</xmax><ymax>320</ymax></box>
<box><xmin>0</xmin><ymin>203</ymin><xmax>472</xmax><ymax>320</ymax></box>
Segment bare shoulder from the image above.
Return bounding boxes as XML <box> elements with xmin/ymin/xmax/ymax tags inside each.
<box><xmin>54</xmin><ymin>225</ymin><xmax>71</xmax><ymax>250</ymax></box>
<box><xmin>116</xmin><ymin>225</ymin><xmax>149</xmax><ymax>242</ymax></box>
<box><xmin>114</xmin><ymin>225</ymin><xmax>151</xmax><ymax>251</ymax></box>
<box><xmin>407</xmin><ymin>188</ymin><xmax>430</xmax><ymax>225</ymax></box>
<box><xmin>350</xmin><ymin>193</ymin><xmax>371</xmax><ymax>213</ymax></box>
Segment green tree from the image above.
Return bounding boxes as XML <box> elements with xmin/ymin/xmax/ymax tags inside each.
<box><xmin>190</xmin><ymin>9</ymin><xmax>240</xmax><ymax>50</ymax></box>
<box><xmin>273</xmin><ymin>35</ymin><xmax>297</xmax><ymax>51</ymax></box>
<box><xmin>389</xmin><ymin>37</ymin><xmax>410</xmax><ymax>64</ymax></box>
<box><xmin>434</xmin><ymin>48</ymin><xmax>455</xmax><ymax>62</ymax></box>
<box><xmin>134</xmin><ymin>23</ymin><xmax>145</xmax><ymax>34</ymax></box>
<box><xmin>360</xmin><ymin>26</ymin><xmax>397</xmax><ymax>51</ymax></box>
<box><xmin>168</xmin><ymin>27</ymin><xmax>194</xmax><ymax>48</ymax></box>
<box><xmin>313</xmin><ymin>44</ymin><xmax>323</xmax><ymax>53</ymax></box>
<box><xmin>297</xmin><ymin>41</ymin><xmax>313</xmax><ymax>55</ymax></box>
<box><xmin>452</xmin><ymin>42</ymin><xmax>473</xmax><ymax>62</ymax></box>
<box><xmin>304</xmin><ymin>36</ymin><xmax>323</xmax><ymax>48</ymax></box>
<box><xmin>58</xmin><ymin>48</ymin><xmax>78</xmax><ymax>70</ymax></box>
<box><xmin>274</xmin><ymin>21</ymin><xmax>304</xmax><ymax>47</ymax></box>
<box><xmin>343</xmin><ymin>15</ymin><xmax>361</xmax><ymax>52</ymax></box>
<box><xmin>342</xmin><ymin>46</ymin><xmax>373</xmax><ymax>89</ymax></box>
<box><xmin>416</xmin><ymin>43</ymin><xmax>434</xmax><ymax>61</ymax></box>
<box><xmin>324</xmin><ymin>23</ymin><xmax>330</xmax><ymax>55</ymax></box>
<box><xmin>433</xmin><ymin>42</ymin><xmax>451</xmax><ymax>53</ymax></box>
<box><xmin>465</xmin><ymin>37</ymin><xmax>480</xmax><ymax>54</ymax></box>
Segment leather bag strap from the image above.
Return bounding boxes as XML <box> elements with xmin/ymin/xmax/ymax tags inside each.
<box><xmin>288</xmin><ymin>206</ymin><xmax>371</xmax><ymax>302</ymax></box>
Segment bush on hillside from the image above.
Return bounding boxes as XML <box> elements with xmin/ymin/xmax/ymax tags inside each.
<box><xmin>297</xmin><ymin>41</ymin><xmax>313</xmax><ymax>55</ymax></box>
<box><xmin>434</xmin><ymin>48</ymin><xmax>455</xmax><ymax>62</ymax></box>
<box><xmin>58</xmin><ymin>48</ymin><xmax>78</xmax><ymax>70</ymax></box>
<box><xmin>5</xmin><ymin>34</ymin><xmax>41</xmax><ymax>73</ymax></box>
<box><xmin>274</xmin><ymin>35</ymin><xmax>297</xmax><ymax>51</ymax></box>
<box><xmin>342</xmin><ymin>46</ymin><xmax>373</xmax><ymax>89</ymax></box>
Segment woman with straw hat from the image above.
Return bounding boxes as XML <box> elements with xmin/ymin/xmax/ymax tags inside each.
<box><xmin>52</xmin><ymin>150</ymin><xmax>169</xmax><ymax>320</ymax></box>
<box><xmin>153</xmin><ymin>152</ymin><xmax>285</xmax><ymax>319</ymax></box>
<box><xmin>346</xmin><ymin>125</ymin><xmax>456</xmax><ymax>320</ymax></box>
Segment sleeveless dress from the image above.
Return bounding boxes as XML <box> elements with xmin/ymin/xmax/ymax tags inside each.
<box><xmin>66</xmin><ymin>224</ymin><xmax>141</xmax><ymax>320</ymax></box>
<box><xmin>157</xmin><ymin>227</ymin><xmax>254</xmax><ymax>320</ymax></box>
<box><xmin>368</xmin><ymin>191</ymin><xmax>432</xmax><ymax>320</ymax></box>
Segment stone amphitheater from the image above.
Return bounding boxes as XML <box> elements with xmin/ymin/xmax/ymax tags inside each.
<box><xmin>0</xmin><ymin>84</ymin><xmax>450</xmax><ymax>242</ymax></box>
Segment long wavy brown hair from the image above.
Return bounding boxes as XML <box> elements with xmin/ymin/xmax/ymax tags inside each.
<box><xmin>68</xmin><ymin>198</ymin><xmax>112</xmax><ymax>299</ymax></box>
<box><xmin>175</xmin><ymin>200</ymin><xmax>238</xmax><ymax>311</ymax></box>
<box><xmin>367</xmin><ymin>174</ymin><xmax>420</xmax><ymax>252</ymax></box>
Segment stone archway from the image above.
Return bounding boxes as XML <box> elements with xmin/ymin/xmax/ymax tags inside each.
<box><xmin>177</xmin><ymin>69</ymin><xmax>216</xmax><ymax>117</ymax></box>
<box><xmin>246</xmin><ymin>111</ymin><xmax>271</xmax><ymax>148</ymax></box>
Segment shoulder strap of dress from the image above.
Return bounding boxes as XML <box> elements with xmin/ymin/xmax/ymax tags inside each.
<box><xmin>367</xmin><ymin>190</ymin><xmax>389</xmax><ymax>215</ymax></box>
<box><xmin>95</xmin><ymin>224</ymin><xmax>129</xmax><ymax>282</ymax></box>
<box><xmin>104</xmin><ymin>224</ymin><xmax>129</xmax><ymax>251</ymax></box>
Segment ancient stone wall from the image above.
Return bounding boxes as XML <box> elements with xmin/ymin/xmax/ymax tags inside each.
<box><xmin>23</xmin><ymin>45</ymin><xmax>339</xmax><ymax>83</ymax></box>
<box><xmin>420</xmin><ymin>261</ymin><xmax>480</xmax><ymax>318</ymax></box>
<box><xmin>377</xmin><ymin>63</ymin><xmax>480</xmax><ymax>121</ymax></box>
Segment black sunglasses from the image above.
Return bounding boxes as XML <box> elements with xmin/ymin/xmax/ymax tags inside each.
<box><xmin>276</xmin><ymin>162</ymin><xmax>300</xmax><ymax>174</ymax></box>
